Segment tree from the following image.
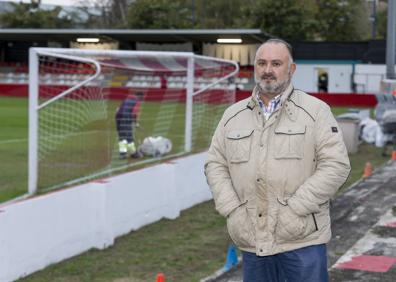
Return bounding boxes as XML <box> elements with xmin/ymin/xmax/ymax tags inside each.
<box><xmin>377</xmin><ymin>3</ymin><xmax>388</xmax><ymax>39</ymax></box>
<box><xmin>111</xmin><ymin>0</ymin><xmax>129</xmax><ymax>27</ymax></box>
<box><xmin>127</xmin><ymin>0</ymin><xmax>192</xmax><ymax>29</ymax></box>
<box><xmin>193</xmin><ymin>0</ymin><xmax>251</xmax><ymax>29</ymax></box>
<box><xmin>73</xmin><ymin>0</ymin><xmax>130</xmax><ymax>28</ymax></box>
<box><xmin>0</xmin><ymin>2</ymin><xmax>77</xmax><ymax>28</ymax></box>
<box><xmin>315</xmin><ymin>0</ymin><xmax>367</xmax><ymax>41</ymax></box>
<box><xmin>245</xmin><ymin>0</ymin><xmax>318</xmax><ymax>41</ymax></box>
<box><xmin>75</xmin><ymin>0</ymin><xmax>112</xmax><ymax>28</ymax></box>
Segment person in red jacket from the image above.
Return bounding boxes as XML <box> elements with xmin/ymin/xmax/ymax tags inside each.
<box><xmin>115</xmin><ymin>92</ymin><xmax>144</xmax><ymax>158</ymax></box>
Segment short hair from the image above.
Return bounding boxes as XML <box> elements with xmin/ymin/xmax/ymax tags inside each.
<box><xmin>255</xmin><ymin>38</ymin><xmax>294</xmax><ymax>63</ymax></box>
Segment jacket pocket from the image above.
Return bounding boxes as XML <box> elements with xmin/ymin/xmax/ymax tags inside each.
<box><xmin>227</xmin><ymin>202</ymin><xmax>255</xmax><ymax>249</ymax></box>
<box><xmin>274</xmin><ymin>126</ymin><xmax>305</xmax><ymax>159</ymax></box>
<box><xmin>226</xmin><ymin>129</ymin><xmax>254</xmax><ymax>163</ymax></box>
<box><xmin>275</xmin><ymin>201</ymin><xmax>317</xmax><ymax>242</ymax></box>
<box><xmin>315</xmin><ymin>201</ymin><xmax>331</xmax><ymax>231</ymax></box>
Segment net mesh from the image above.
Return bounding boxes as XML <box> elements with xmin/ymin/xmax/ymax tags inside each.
<box><xmin>35</xmin><ymin>51</ymin><xmax>237</xmax><ymax>191</ymax></box>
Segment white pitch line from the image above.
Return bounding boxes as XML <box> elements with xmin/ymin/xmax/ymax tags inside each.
<box><xmin>0</xmin><ymin>130</ymin><xmax>103</xmax><ymax>146</ymax></box>
<box><xmin>0</xmin><ymin>138</ymin><xmax>28</xmax><ymax>145</ymax></box>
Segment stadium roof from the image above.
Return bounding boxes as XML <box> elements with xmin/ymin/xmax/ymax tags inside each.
<box><xmin>0</xmin><ymin>28</ymin><xmax>268</xmax><ymax>44</ymax></box>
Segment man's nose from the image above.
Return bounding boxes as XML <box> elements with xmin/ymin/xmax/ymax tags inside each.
<box><xmin>263</xmin><ymin>64</ymin><xmax>273</xmax><ymax>73</ymax></box>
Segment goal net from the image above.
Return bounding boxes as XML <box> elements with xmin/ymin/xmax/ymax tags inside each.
<box><xmin>29</xmin><ymin>49</ymin><xmax>238</xmax><ymax>194</ymax></box>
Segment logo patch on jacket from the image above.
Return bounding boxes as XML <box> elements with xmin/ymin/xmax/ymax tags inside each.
<box><xmin>331</xmin><ymin>127</ymin><xmax>338</xmax><ymax>133</ymax></box>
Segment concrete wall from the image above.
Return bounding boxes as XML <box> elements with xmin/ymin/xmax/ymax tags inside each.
<box><xmin>354</xmin><ymin>64</ymin><xmax>387</xmax><ymax>93</ymax></box>
<box><xmin>292</xmin><ymin>63</ymin><xmax>396</xmax><ymax>94</ymax></box>
<box><xmin>0</xmin><ymin>152</ymin><xmax>211</xmax><ymax>282</ymax></box>
<box><xmin>293</xmin><ymin>64</ymin><xmax>353</xmax><ymax>93</ymax></box>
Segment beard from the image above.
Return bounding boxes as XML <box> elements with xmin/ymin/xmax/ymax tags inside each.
<box><xmin>255</xmin><ymin>73</ymin><xmax>291</xmax><ymax>95</ymax></box>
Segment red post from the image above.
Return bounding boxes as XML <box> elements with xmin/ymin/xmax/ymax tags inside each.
<box><xmin>156</xmin><ymin>272</ymin><xmax>165</xmax><ymax>282</ymax></box>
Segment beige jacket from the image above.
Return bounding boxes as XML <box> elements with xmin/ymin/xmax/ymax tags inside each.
<box><xmin>204</xmin><ymin>84</ymin><xmax>351</xmax><ymax>255</ymax></box>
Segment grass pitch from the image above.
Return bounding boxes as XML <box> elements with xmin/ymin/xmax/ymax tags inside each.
<box><xmin>0</xmin><ymin>95</ymin><xmax>226</xmax><ymax>202</ymax></box>
<box><xmin>19</xmin><ymin>143</ymin><xmax>390</xmax><ymax>281</ymax></box>
<box><xmin>0</xmin><ymin>96</ymin><xmax>28</xmax><ymax>202</ymax></box>
<box><xmin>0</xmin><ymin>96</ymin><xmax>388</xmax><ymax>204</ymax></box>
<box><xmin>1</xmin><ymin>96</ymin><xmax>390</xmax><ymax>281</ymax></box>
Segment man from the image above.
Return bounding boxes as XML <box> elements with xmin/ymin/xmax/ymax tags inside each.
<box><xmin>318</xmin><ymin>72</ymin><xmax>329</xmax><ymax>92</ymax></box>
<box><xmin>204</xmin><ymin>39</ymin><xmax>350</xmax><ymax>281</ymax></box>
<box><xmin>115</xmin><ymin>92</ymin><xmax>144</xmax><ymax>159</ymax></box>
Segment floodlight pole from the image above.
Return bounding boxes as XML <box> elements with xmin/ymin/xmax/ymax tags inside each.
<box><xmin>28</xmin><ymin>48</ymin><xmax>39</xmax><ymax>195</ymax></box>
<box><xmin>191</xmin><ymin>0</ymin><xmax>196</xmax><ymax>26</ymax></box>
<box><xmin>386</xmin><ymin>0</ymin><xmax>396</xmax><ymax>79</ymax></box>
<box><xmin>370</xmin><ymin>0</ymin><xmax>377</xmax><ymax>39</ymax></box>
<box><xmin>185</xmin><ymin>55</ymin><xmax>194</xmax><ymax>153</ymax></box>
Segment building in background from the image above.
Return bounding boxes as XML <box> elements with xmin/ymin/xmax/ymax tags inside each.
<box><xmin>0</xmin><ymin>28</ymin><xmax>392</xmax><ymax>94</ymax></box>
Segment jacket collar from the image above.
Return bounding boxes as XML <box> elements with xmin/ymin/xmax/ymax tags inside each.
<box><xmin>283</xmin><ymin>85</ymin><xmax>299</xmax><ymax>121</ymax></box>
<box><xmin>280</xmin><ymin>84</ymin><xmax>294</xmax><ymax>104</ymax></box>
<box><xmin>247</xmin><ymin>84</ymin><xmax>295</xmax><ymax>119</ymax></box>
<box><xmin>247</xmin><ymin>91</ymin><xmax>257</xmax><ymax>110</ymax></box>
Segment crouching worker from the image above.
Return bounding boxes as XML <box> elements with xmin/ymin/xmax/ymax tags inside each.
<box><xmin>115</xmin><ymin>92</ymin><xmax>144</xmax><ymax>159</ymax></box>
<box><xmin>204</xmin><ymin>39</ymin><xmax>351</xmax><ymax>282</ymax></box>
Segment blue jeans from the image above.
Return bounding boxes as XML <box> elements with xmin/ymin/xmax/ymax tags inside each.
<box><xmin>242</xmin><ymin>244</ymin><xmax>328</xmax><ymax>282</ymax></box>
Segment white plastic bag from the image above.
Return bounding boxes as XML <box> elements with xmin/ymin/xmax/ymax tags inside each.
<box><xmin>138</xmin><ymin>136</ymin><xmax>172</xmax><ymax>157</ymax></box>
<box><xmin>360</xmin><ymin>117</ymin><xmax>385</xmax><ymax>147</ymax></box>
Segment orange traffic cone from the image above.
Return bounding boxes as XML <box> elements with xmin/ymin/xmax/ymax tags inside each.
<box><xmin>156</xmin><ymin>273</ymin><xmax>165</xmax><ymax>282</ymax></box>
<box><xmin>363</xmin><ymin>162</ymin><xmax>373</xmax><ymax>179</ymax></box>
<box><xmin>391</xmin><ymin>150</ymin><xmax>396</xmax><ymax>161</ymax></box>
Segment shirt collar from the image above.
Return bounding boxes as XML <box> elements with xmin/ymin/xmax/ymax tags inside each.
<box><xmin>256</xmin><ymin>93</ymin><xmax>281</xmax><ymax>108</ymax></box>
<box><xmin>253</xmin><ymin>83</ymin><xmax>293</xmax><ymax>105</ymax></box>
<box><xmin>247</xmin><ymin>83</ymin><xmax>294</xmax><ymax>110</ymax></box>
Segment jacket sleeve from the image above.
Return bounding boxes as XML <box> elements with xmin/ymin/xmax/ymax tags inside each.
<box><xmin>204</xmin><ymin>117</ymin><xmax>241</xmax><ymax>218</ymax></box>
<box><xmin>288</xmin><ymin>105</ymin><xmax>351</xmax><ymax>216</ymax></box>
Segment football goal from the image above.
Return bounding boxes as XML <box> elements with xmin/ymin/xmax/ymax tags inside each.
<box><xmin>29</xmin><ymin>48</ymin><xmax>239</xmax><ymax>195</ymax></box>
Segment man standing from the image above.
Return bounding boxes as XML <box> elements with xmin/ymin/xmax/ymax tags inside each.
<box><xmin>204</xmin><ymin>39</ymin><xmax>350</xmax><ymax>281</ymax></box>
<box><xmin>115</xmin><ymin>92</ymin><xmax>144</xmax><ymax>159</ymax></box>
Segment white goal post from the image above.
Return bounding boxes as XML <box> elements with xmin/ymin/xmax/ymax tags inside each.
<box><xmin>29</xmin><ymin>48</ymin><xmax>239</xmax><ymax>195</ymax></box>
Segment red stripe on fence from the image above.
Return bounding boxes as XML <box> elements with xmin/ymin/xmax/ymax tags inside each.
<box><xmin>0</xmin><ymin>84</ymin><xmax>378</xmax><ymax>108</ymax></box>
<box><xmin>236</xmin><ymin>90</ymin><xmax>377</xmax><ymax>108</ymax></box>
<box><xmin>0</xmin><ymin>84</ymin><xmax>28</xmax><ymax>97</ymax></box>
<box><xmin>310</xmin><ymin>93</ymin><xmax>377</xmax><ymax>107</ymax></box>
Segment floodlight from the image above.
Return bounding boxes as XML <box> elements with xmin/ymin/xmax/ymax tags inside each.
<box><xmin>217</xmin><ymin>38</ymin><xmax>242</xmax><ymax>44</ymax></box>
<box><xmin>76</xmin><ymin>38</ymin><xmax>100</xmax><ymax>43</ymax></box>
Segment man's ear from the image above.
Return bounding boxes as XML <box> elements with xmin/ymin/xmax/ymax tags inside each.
<box><xmin>290</xmin><ymin>63</ymin><xmax>296</xmax><ymax>75</ymax></box>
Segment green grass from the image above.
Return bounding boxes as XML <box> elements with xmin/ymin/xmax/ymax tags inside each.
<box><xmin>329</xmin><ymin>107</ymin><xmax>390</xmax><ymax>192</ymax></box>
<box><xmin>17</xmin><ymin>142</ymin><xmax>390</xmax><ymax>282</ymax></box>
<box><xmin>0</xmin><ymin>97</ymin><xmax>389</xmax><ymax>203</ymax></box>
<box><xmin>0</xmin><ymin>96</ymin><xmax>28</xmax><ymax>202</ymax></box>
<box><xmin>339</xmin><ymin>142</ymin><xmax>389</xmax><ymax>192</ymax></box>
<box><xmin>0</xmin><ymin>96</ymin><xmax>227</xmax><ymax>202</ymax></box>
<box><xmin>0</xmin><ymin>97</ymin><xmax>388</xmax><ymax>281</ymax></box>
<box><xmin>35</xmin><ymin>99</ymin><xmax>184</xmax><ymax>190</ymax></box>
<box><xmin>20</xmin><ymin>200</ymin><xmax>230</xmax><ymax>282</ymax></box>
